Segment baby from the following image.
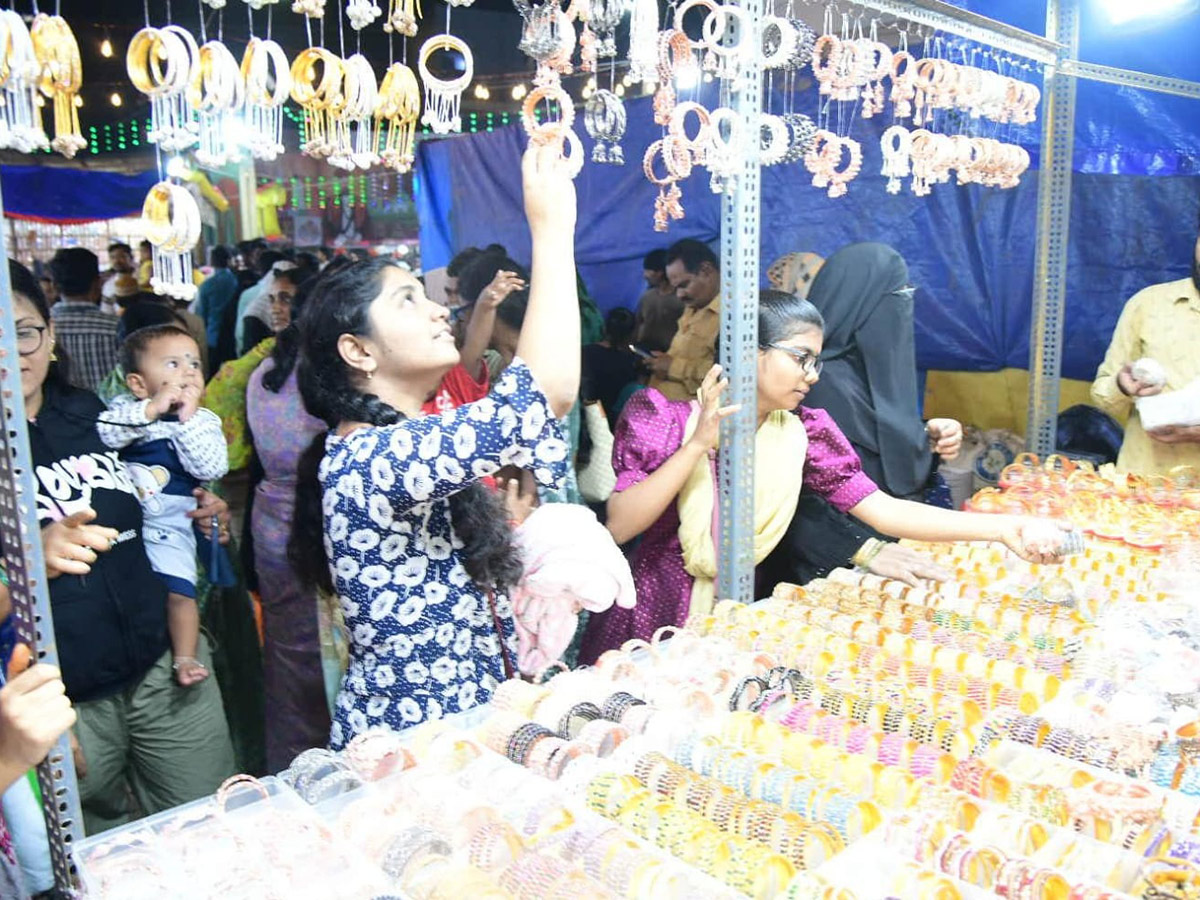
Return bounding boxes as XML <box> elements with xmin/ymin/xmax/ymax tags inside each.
<box><xmin>98</xmin><ymin>325</ymin><xmax>228</xmax><ymax>686</ymax></box>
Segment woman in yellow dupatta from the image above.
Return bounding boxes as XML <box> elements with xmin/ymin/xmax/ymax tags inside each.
<box><xmin>579</xmin><ymin>291</ymin><xmax>1071</xmax><ymax>662</ymax></box>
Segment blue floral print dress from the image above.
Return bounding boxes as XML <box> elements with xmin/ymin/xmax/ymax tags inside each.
<box><xmin>320</xmin><ymin>360</ymin><xmax>569</xmax><ymax>748</ymax></box>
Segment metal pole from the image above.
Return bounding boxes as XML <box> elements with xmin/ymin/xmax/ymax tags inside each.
<box><xmin>1026</xmin><ymin>0</ymin><xmax>1079</xmax><ymax>454</ymax></box>
<box><xmin>717</xmin><ymin>0</ymin><xmax>762</xmax><ymax>604</ymax></box>
<box><xmin>0</xmin><ymin>186</ymin><xmax>85</xmax><ymax>890</ymax></box>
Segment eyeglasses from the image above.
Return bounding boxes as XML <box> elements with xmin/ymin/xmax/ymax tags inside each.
<box><xmin>767</xmin><ymin>342</ymin><xmax>822</xmax><ymax>375</ymax></box>
<box><xmin>16</xmin><ymin>325</ymin><xmax>47</xmax><ymax>356</ymax></box>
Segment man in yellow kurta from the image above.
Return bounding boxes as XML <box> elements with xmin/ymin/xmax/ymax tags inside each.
<box><xmin>649</xmin><ymin>239</ymin><xmax>722</xmax><ymax>401</ymax></box>
<box><xmin>1090</xmin><ymin>232</ymin><xmax>1200</xmax><ymax>474</ymax></box>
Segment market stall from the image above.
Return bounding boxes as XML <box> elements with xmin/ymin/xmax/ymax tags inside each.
<box><xmin>70</xmin><ymin>456</ymin><xmax>1200</xmax><ymax>897</ymax></box>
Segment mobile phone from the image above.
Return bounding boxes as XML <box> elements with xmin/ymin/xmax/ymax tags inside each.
<box><xmin>629</xmin><ymin>344</ymin><xmax>654</xmax><ymax>359</ymax></box>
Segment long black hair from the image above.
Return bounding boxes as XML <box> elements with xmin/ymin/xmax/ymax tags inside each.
<box><xmin>288</xmin><ymin>259</ymin><xmax>522</xmax><ymax>594</ymax></box>
<box><xmin>262</xmin><ymin>268</ymin><xmax>318</xmax><ymax>394</ymax></box>
<box><xmin>9</xmin><ymin>259</ymin><xmax>72</xmax><ymax>388</ymax></box>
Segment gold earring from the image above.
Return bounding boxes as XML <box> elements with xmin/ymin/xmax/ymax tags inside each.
<box><xmin>50</xmin><ymin>341</ymin><xmax>57</xmax><ymax>362</ymax></box>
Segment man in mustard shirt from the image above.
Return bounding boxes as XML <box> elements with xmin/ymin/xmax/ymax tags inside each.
<box><xmin>649</xmin><ymin>239</ymin><xmax>722</xmax><ymax>401</ymax></box>
<box><xmin>1090</xmin><ymin>227</ymin><xmax>1200</xmax><ymax>474</ymax></box>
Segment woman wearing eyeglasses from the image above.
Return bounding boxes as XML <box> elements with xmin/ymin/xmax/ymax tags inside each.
<box><xmin>579</xmin><ymin>290</ymin><xmax>1067</xmax><ymax>661</ymax></box>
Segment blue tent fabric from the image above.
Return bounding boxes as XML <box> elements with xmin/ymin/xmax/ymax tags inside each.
<box><xmin>416</xmin><ymin>86</ymin><xmax>1200</xmax><ymax>380</ymax></box>
<box><xmin>1</xmin><ymin>165</ymin><xmax>159</xmax><ymax>223</ymax></box>
<box><xmin>415</xmin><ymin>1</ymin><xmax>1200</xmax><ymax>381</ymax></box>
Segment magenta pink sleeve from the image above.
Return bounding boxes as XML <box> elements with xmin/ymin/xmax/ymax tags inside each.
<box><xmin>799</xmin><ymin>407</ymin><xmax>879</xmax><ymax>512</ymax></box>
<box><xmin>611</xmin><ymin>389</ymin><xmax>691</xmax><ymax>494</ymax></box>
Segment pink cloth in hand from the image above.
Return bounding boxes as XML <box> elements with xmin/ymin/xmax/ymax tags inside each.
<box><xmin>510</xmin><ymin>504</ymin><xmax>636</xmax><ymax>675</ymax></box>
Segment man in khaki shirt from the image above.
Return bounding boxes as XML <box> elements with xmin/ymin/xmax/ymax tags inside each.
<box><xmin>1090</xmin><ymin>231</ymin><xmax>1200</xmax><ymax>474</ymax></box>
<box><xmin>649</xmin><ymin>239</ymin><xmax>721</xmax><ymax>401</ymax></box>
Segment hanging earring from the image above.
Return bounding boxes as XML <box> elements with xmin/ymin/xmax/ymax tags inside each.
<box><xmin>49</xmin><ymin>341</ymin><xmax>57</xmax><ymax>362</ymax></box>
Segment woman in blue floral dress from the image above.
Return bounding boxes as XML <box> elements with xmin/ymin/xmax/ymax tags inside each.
<box><xmin>290</xmin><ymin>147</ymin><xmax>580</xmax><ymax>748</ymax></box>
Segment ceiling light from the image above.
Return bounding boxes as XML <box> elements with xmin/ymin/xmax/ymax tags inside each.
<box><xmin>100</xmin><ymin>38</ymin><xmax>113</xmax><ymax>58</ymax></box>
<box><xmin>473</xmin><ymin>83</ymin><xmax>490</xmax><ymax>99</ymax></box>
<box><xmin>1096</xmin><ymin>0</ymin><xmax>1192</xmax><ymax>23</ymax></box>
<box><xmin>74</xmin><ymin>95</ymin><xmax>83</xmax><ymax>107</ymax></box>
<box><xmin>511</xmin><ymin>84</ymin><xmax>527</xmax><ymax>100</ymax></box>
<box><xmin>110</xmin><ymin>92</ymin><xmax>123</xmax><ymax>107</ymax></box>
<box><xmin>675</xmin><ymin>66</ymin><xmax>700</xmax><ymax>91</ymax></box>
<box><xmin>615</xmin><ymin>83</ymin><xmax>625</xmax><ymax>97</ymax></box>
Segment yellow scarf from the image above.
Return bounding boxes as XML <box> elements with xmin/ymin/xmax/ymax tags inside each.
<box><xmin>677</xmin><ymin>407</ymin><xmax>807</xmax><ymax>621</ymax></box>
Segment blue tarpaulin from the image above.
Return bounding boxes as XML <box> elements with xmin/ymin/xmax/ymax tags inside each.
<box><xmin>416</xmin><ymin>0</ymin><xmax>1200</xmax><ymax>382</ymax></box>
<box><xmin>1</xmin><ymin>165</ymin><xmax>159</xmax><ymax>224</ymax></box>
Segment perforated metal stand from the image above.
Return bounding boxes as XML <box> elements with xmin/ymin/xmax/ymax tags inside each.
<box><xmin>0</xmin><ymin>180</ymin><xmax>85</xmax><ymax>893</ymax></box>
<box><xmin>716</xmin><ymin>0</ymin><xmax>763</xmax><ymax>605</ymax></box>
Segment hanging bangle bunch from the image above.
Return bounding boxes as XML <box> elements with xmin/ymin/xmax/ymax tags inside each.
<box><xmin>292</xmin><ymin>0</ymin><xmax>327</xmax><ymax>17</ymax></box>
<box><xmin>516</xmin><ymin>0</ymin><xmax>564</xmax><ymax>65</ymax></box>
<box><xmin>383</xmin><ymin>0</ymin><xmax>421</xmax><ymax>34</ymax></box>
<box><xmin>142</xmin><ymin>181</ymin><xmax>201</xmax><ymax>302</ymax></box>
<box><xmin>804</xmin><ymin>129</ymin><xmax>862</xmax><ymax>198</ymax></box>
<box><xmin>761</xmin><ymin>16</ymin><xmax>815</xmax><ymax>72</ymax></box>
<box><xmin>328</xmin><ymin>53</ymin><xmax>379</xmax><ymax>171</ymax></box>
<box><xmin>626</xmin><ymin>0</ymin><xmax>658</xmax><ymax>84</ymax></box>
<box><xmin>127</xmin><ymin>26</ymin><xmax>200</xmax><ymax>152</ymax></box>
<box><xmin>241</xmin><ymin>38</ymin><xmax>291</xmax><ymax>161</ymax></box>
<box><xmin>880</xmin><ymin>125</ymin><xmax>912</xmax><ymax>194</ymax></box>
<box><xmin>643</xmin><ymin>138</ymin><xmax>690</xmax><ymax>232</ymax></box>
<box><xmin>669</xmin><ymin>101</ymin><xmax>713</xmax><ymax>168</ymax></box>
<box><xmin>858</xmin><ymin>40</ymin><xmax>893</xmax><ymax>118</ymax></box>
<box><xmin>0</xmin><ymin>11</ymin><xmax>48</xmax><ymax>153</ymax></box>
<box><xmin>587</xmin><ymin>0</ymin><xmax>622</xmax><ymax>58</ymax></box>
<box><xmin>653</xmin><ymin>29</ymin><xmax>691</xmax><ymax>126</ymax></box>
<box><xmin>706</xmin><ymin>107</ymin><xmax>743</xmax><ymax>194</ymax></box>
<box><xmin>376</xmin><ymin>62</ymin><xmax>420</xmax><ymax>172</ymax></box>
<box><xmin>522</xmin><ymin>83</ymin><xmax>583</xmax><ymax>178</ymax></box>
<box><xmin>700</xmin><ymin>4</ymin><xmax>751</xmax><ymax>85</ymax></box>
<box><xmin>30</xmin><ymin>14</ymin><xmax>85</xmax><ymax>158</ymax></box>
<box><xmin>911</xmin><ymin>58</ymin><xmax>1040</xmax><ymax>127</ymax></box>
<box><xmin>418</xmin><ymin>35</ymin><xmax>472</xmax><ymax>135</ymax></box>
<box><xmin>781</xmin><ymin>113</ymin><xmax>817</xmax><ymax>164</ymax></box>
<box><xmin>759</xmin><ymin>113</ymin><xmax>790</xmax><ymax>167</ymax></box>
<box><xmin>188</xmin><ymin>40</ymin><xmax>244</xmax><ymax>168</ymax></box>
<box><xmin>346</xmin><ymin>0</ymin><xmax>383</xmax><ymax>30</ymax></box>
<box><xmin>290</xmin><ymin>47</ymin><xmax>344</xmax><ymax>158</ymax></box>
<box><xmin>890</xmin><ymin>50</ymin><xmax>917</xmax><ymax>119</ymax></box>
<box><xmin>584</xmin><ymin>89</ymin><xmax>625</xmax><ymax>164</ymax></box>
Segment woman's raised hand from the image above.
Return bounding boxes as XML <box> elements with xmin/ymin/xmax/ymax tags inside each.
<box><xmin>522</xmin><ymin>142</ymin><xmax>577</xmax><ymax>237</ymax></box>
<box><xmin>687</xmin><ymin>365</ymin><xmax>742</xmax><ymax>453</ymax></box>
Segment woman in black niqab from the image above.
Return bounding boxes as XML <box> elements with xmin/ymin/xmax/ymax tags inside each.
<box><xmin>803</xmin><ymin>242</ymin><xmax>938</xmax><ymax>500</ymax></box>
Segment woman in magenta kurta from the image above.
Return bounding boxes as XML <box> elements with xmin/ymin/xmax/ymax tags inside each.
<box><xmin>580</xmin><ymin>292</ymin><xmax>1071</xmax><ymax>662</ymax></box>
<box><xmin>578</xmin><ymin>390</ymin><xmax>876</xmax><ymax>660</ymax></box>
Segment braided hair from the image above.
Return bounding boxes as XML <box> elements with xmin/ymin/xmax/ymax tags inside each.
<box><xmin>288</xmin><ymin>258</ymin><xmax>522</xmax><ymax>595</ymax></box>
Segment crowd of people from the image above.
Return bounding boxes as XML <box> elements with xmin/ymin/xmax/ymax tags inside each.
<box><xmin>0</xmin><ymin>145</ymin><xmax>1083</xmax><ymax>896</ymax></box>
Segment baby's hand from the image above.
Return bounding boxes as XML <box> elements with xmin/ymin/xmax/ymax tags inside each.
<box><xmin>175</xmin><ymin>383</ymin><xmax>202</xmax><ymax>423</ymax></box>
<box><xmin>147</xmin><ymin>384</ymin><xmax>184</xmax><ymax>421</ymax></box>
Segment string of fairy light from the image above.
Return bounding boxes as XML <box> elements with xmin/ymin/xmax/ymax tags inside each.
<box><xmin>78</xmin><ymin>103</ymin><xmax>560</xmax><ymax>155</ymax></box>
